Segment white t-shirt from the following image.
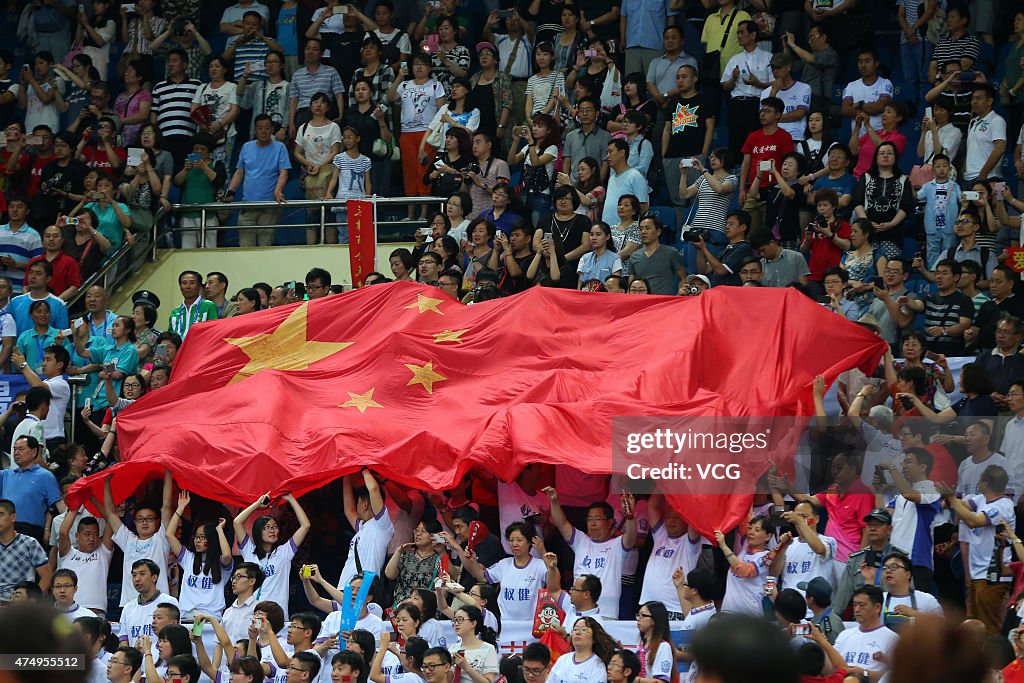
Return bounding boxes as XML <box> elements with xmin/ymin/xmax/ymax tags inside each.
<box><xmin>922</xmin><ymin>120</ymin><xmax>963</xmax><ymax>162</ymax></box>
<box><xmin>42</xmin><ymin>375</ymin><xmax>70</xmax><ymax>439</ymax></box>
<box><xmin>449</xmin><ymin>640</ymin><xmax>499</xmax><ymax>677</ymax></box>
<box><xmin>646</xmin><ymin>641</ymin><xmax>675</xmax><ymax>682</ymax></box>
<box><xmin>419</xmin><ymin>618</ymin><xmax>450</xmax><ymax>648</ymax></box>
<box><xmin>834</xmin><ymin>625</ymin><xmax>899</xmax><ymax>683</ymax></box>
<box><xmin>965</xmin><ymin>110</ymin><xmax>1007</xmax><ymax>181</ymax></box>
<box><xmin>57</xmin><ymin>542</ymin><xmax>112</xmax><ymax>612</ymax></box>
<box><xmin>118</xmin><ymin>592</ymin><xmax>179</xmax><ymax>642</ymax></box>
<box><xmin>497</xmin><ymin>480</ymin><xmax>550</xmax><ymax>555</ymax></box>
<box><xmin>760</xmin><ymin>81</ymin><xmax>812</xmax><ymax>141</ymax></box>
<box><xmin>963</xmin><ymin>494</ymin><xmax>1016</xmax><ymax>580</ymax></box>
<box><xmin>639</xmin><ymin>522</ymin><xmax>703</xmax><ymax>613</ymax></box>
<box><xmin>396</xmin><ymin>79</ymin><xmax>446</xmax><ymax>132</ymax></box>
<box><xmin>569</xmin><ymin>530</ymin><xmax>628</xmax><ymax>616</ymax></box>
<box><xmin>295</xmin><ymin>121</ymin><xmax>343</xmax><ymax>166</ymax></box>
<box><xmin>678</xmin><ymin>602</ymin><xmax>716</xmax><ymax>680</ymax></box>
<box><xmin>192</xmin><ymin>82</ymin><xmax>239</xmax><ymax>139</ymax></box>
<box><xmin>781</xmin><ymin>536</ymin><xmax>837</xmax><ymax>596</ymax></box>
<box><xmin>386</xmin><ymin>492</ymin><xmax>423</xmax><ymax>555</ymax></box>
<box><xmin>841</xmin><ymin>77</ymin><xmax>895</xmax><ymax>130</ymax></box>
<box><xmin>548</xmin><ymin>652</ymin><xmax>608</xmax><ymax>683</ymax></box>
<box><xmin>882</xmin><ymin>590</ymin><xmax>943</xmax><ymax>616</ymax></box>
<box><xmin>175</xmin><ymin>547</ymin><xmax>230</xmax><ymax>619</ymax></box>
<box><xmin>484</xmin><ymin>556</ymin><xmax>548</xmax><ymax>621</ymax></box>
<box><xmin>261</xmin><ymin>640</ymin><xmax>295</xmax><ymax>683</ymax></box>
<box><xmin>720</xmin><ymin>549</ymin><xmax>771</xmax><ymax>616</ymax></box>
<box><xmin>337</xmin><ymin>508</ymin><xmax>395</xmax><ymax>590</ymax></box>
<box><xmin>239</xmin><ymin>535</ymin><xmax>298</xmax><ymax>611</ymax></box>
<box><xmin>112</xmin><ymin>524</ymin><xmax>171</xmax><ymax>606</ymax></box>
<box><xmin>957</xmin><ymin>453</ymin><xmax>1013</xmax><ymax>498</ymax></box>
<box><xmin>720</xmin><ymin>48</ymin><xmax>772</xmax><ymax>98</ymax></box>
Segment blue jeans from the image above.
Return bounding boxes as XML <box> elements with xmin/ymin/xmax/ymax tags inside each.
<box><xmin>899</xmin><ymin>40</ymin><xmax>933</xmax><ymax>104</ymax></box>
<box><xmin>925</xmin><ymin>228</ymin><xmax>956</xmax><ymax>268</ymax></box>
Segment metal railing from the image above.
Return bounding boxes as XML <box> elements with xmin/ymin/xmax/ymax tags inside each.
<box><xmin>167</xmin><ymin>196</ymin><xmax>448</xmax><ymax>247</ymax></box>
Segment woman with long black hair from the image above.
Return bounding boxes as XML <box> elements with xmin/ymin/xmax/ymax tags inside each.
<box><xmin>167</xmin><ymin>490</ymin><xmax>233</xmax><ymax>620</ymax></box>
<box><xmin>232</xmin><ymin>492</ymin><xmax>311</xmax><ymax>611</ymax></box>
<box><xmin>450</xmin><ymin>604</ymin><xmax>500</xmax><ymax>683</ymax></box>
<box><xmin>634</xmin><ymin>601</ymin><xmax>678</xmax><ymax>683</ymax></box>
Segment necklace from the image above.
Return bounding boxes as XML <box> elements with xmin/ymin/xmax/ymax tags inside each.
<box><xmin>551</xmin><ymin>214</ymin><xmax>574</xmax><ymax>242</ymax></box>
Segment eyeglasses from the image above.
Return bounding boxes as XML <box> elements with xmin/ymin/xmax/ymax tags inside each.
<box><xmin>123</xmin><ymin>383</ymin><xmax>143</xmax><ymax>388</ymax></box>
<box><xmin>567</xmin><ymin>586</ymin><xmax>586</xmax><ymax>592</ymax></box>
<box><xmin>955</xmin><ymin>218</ymin><xmax>976</xmax><ymax>225</ymax></box>
<box><xmin>135</xmin><ymin>516</ymin><xmax>158</xmax><ymax>523</ymax></box>
<box><xmin>422</xmin><ymin>663</ymin><xmax>448</xmax><ymax>672</ymax></box>
<box><xmin>636</xmin><ymin>613</ymin><xmax>653</xmax><ymax>620</ymax></box>
<box><xmin>571</xmin><ymin>626</ymin><xmax>593</xmax><ymax>634</ymax></box>
<box><xmin>451</xmin><ymin>616</ymin><xmax>468</xmax><ymax>624</ymax></box>
<box><xmin>523</xmin><ymin>666</ymin><xmax>547</xmax><ymax>677</ymax></box>
<box><xmin>231</xmin><ymin>573</ymin><xmax>254</xmax><ymax>581</ymax></box>
<box><xmin>288</xmin><ymin>666</ymin><xmax>311</xmax><ymax>672</ymax></box>
<box><xmin>1007</xmin><ymin>392</ymin><xmax>1024</xmax><ymax>398</ymax></box>
<box><xmin>882</xmin><ymin>563</ymin><xmax>908</xmax><ymax>571</ymax></box>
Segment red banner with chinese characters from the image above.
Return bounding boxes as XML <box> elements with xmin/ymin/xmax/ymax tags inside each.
<box><xmin>347</xmin><ymin>199</ymin><xmax>377</xmax><ymax>287</ymax></box>
<box><xmin>1008</xmin><ymin>247</ymin><xmax>1024</xmax><ymax>272</ymax></box>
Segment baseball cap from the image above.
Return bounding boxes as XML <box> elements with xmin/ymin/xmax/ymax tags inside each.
<box><xmin>803</xmin><ymin>576</ymin><xmax>832</xmax><ymax>607</ymax></box>
<box><xmin>863</xmin><ymin>508</ymin><xmax>892</xmax><ymax>524</ymax></box>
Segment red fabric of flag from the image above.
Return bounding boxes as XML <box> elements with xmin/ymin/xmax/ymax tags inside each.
<box><xmin>67</xmin><ymin>282</ymin><xmax>886</xmax><ymax>537</ymax></box>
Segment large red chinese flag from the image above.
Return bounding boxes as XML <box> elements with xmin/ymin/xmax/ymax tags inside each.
<box><xmin>68</xmin><ymin>283</ymin><xmax>886</xmax><ymax>537</ymax></box>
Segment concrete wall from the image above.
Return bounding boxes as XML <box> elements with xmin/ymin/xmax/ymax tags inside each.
<box><xmin>110</xmin><ymin>244</ymin><xmax>411</xmax><ymax>314</ymax></box>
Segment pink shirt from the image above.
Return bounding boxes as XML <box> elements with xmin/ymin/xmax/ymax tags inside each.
<box><xmin>853</xmin><ymin>129</ymin><xmax>907</xmax><ymax>178</ymax></box>
<box><xmin>821</xmin><ymin>480</ymin><xmax>875</xmax><ymax>562</ymax></box>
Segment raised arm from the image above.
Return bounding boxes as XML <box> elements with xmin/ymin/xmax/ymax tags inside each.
<box><xmin>543</xmin><ymin>551</ymin><xmax>563</xmax><ymax>602</ymax></box>
<box><xmin>541</xmin><ymin>486</ymin><xmax>574</xmax><ymax>541</ymax></box>
<box><xmin>300</xmin><ymin>563</ymin><xmax>335</xmax><ymax>613</ymax></box>
<box><xmin>57</xmin><ymin>505</ymin><xmax>78</xmax><ymax>558</ymax></box>
<box><xmin>101</xmin><ymin>474</ymin><xmax>124</xmax><ymax>535</ymax></box>
<box><xmin>369</xmin><ymin>631</ymin><xmax>390</xmax><ymax>683</ymax></box>
<box><xmin>284</xmin><ymin>493</ymin><xmax>311</xmax><ymax>547</ymax></box>
<box><xmin>166</xmin><ymin>489</ymin><xmax>189</xmax><ymax>557</ymax></box>
<box><xmin>342</xmin><ymin>474</ymin><xmax>358</xmax><ymax>529</ymax></box>
<box><xmin>362</xmin><ymin>469</ymin><xmax>385</xmax><ymax>516</ymax></box>
<box><xmin>161</xmin><ymin>468</ymin><xmax>174</xmax><ymax>528</ymax></box>
<box><xmin>233</xmin><ymin>492</ymin><xmax>271</xmax><ymax>547</ymax></box>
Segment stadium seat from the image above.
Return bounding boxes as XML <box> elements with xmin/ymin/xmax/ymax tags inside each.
<box><xmin>648</xmin><ymin>205</ymin><xmax>679</xmax><ymax>241</ymax></box>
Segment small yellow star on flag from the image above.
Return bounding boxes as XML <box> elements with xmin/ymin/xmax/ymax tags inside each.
<box><xmin>340</xmin><ymin>388</ymin><xmax>383</xmax><ymax>413</ymax></box>
<box><xmin>433</xmin><ymin>329</ymin><xmax>468</xmax><ymax>344</ymax></box>
<box><xmin>405</xmin><ymin>361</ymin><xmax>447</xmax><ymax>394</ymax></box>
<box><xmin>223</xmin><ymin>302</ymin><xmax>352</xmax><ymax>384</ymax></box>
<box><xmin>405</xmin><ymin>293</ymin><xmax>445</xmax><ymax>315</ymax></box>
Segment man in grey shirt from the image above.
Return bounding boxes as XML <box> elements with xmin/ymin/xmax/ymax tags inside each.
<box><xmin>561</xmin><ymin>97</ymin><xmax>610</xmax><ymax>183</ymax></box>
<box><xmin>749</xmin><ymin>229</ymin><xmax>810</xmax><ymax>287</ymax></box>
<box><xmin>783</xmin><ymin>27</ymin><xmax>838</xmax><ymax>110</ymax></box>
<box><xmin>629</xmin><ymin>215</ymin><xmax>686</xmax><ymax>295</ymax></box>
<box><xmin>866</xmin><ymin>257</ymin><xmax>918</xmax><ymax>348</ymax></box>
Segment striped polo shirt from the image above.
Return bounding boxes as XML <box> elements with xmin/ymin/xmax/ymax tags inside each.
<box><xmin>0</xmin><ymin>223</ymin><xmax>42</xmax><ymax>293</ymax></box>
<box><xmin>152</xmin><ymin>77</ymin><xmax>201</xmax><ymax>139</ymax></box>
<box><xmin>287</xmin><ymin>63</ymin><xmax>344</xmax><ymax>110</ymax></box>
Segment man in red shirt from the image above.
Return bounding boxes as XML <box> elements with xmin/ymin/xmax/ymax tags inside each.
<box><xmin>897</xmin><ymin>420</ymin><xmax>958</xmax><ymax>491</ymax></box>
<box><xmin>76</xmin><ymin>117</ymin><xmax>125</xmax><ymax>173</ymax></box>
<box><xmin>26</xmin><ymin>124</ymin><xmax>55</xmax><ymax>196</ymax></box>
<box><xmin>27</xmin><ymin>225</ymin><xmax>81</xmax><ymax>302</ymax></box>
<box><xmin>739</xmin><ymin>96</ymin><xmax>795</xmax><ymax>230</ymax></box>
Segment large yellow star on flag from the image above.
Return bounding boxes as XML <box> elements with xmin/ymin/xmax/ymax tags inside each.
<box><xmin>405</xmin><ymin>293</ymin><xmax>445</xmax><ymax>315</ymax></box>
<box><xmin>433</xmin><ymin>329</ymin><xmax>468</xmax><ymax>344</ymax></box>
<box><xmin>405</xmin><ymin>361</ymin><xmax>446</xmax><ymax>394</ymax></box>
<box><xmin>224</xmin><ymin>302</ymin><xmax>353</xmax><ymax>383</ymax></box>
<box><xmin>340</xmin><ymin>388</ymin><xmax>383</xmax><ymax>413</ymax></box>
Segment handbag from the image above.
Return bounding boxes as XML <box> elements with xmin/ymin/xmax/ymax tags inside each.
<box><xmin>63</xmin><ymin>40</ymin><xmax>84</xmax><ymax>69</ymax></box>
<box><xmin>372</xmin><ymin>137</ymin><xmax>400</xmax><ymax>160</ymax></box>
<box><xmin>909</xmin><ymin>163</ymin><xmax>935</xmax><ymax>190</ymax></box>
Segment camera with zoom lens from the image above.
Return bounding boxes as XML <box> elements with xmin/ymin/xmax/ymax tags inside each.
<box><xmin>682</xmin><ymin>226</ymin><xmax>710</xmax><ymax>243</ymax></box>
<box><xmin>814</xmin><ymin>214</ymin><xmax>828</xmax><ymax>228</ymax></box>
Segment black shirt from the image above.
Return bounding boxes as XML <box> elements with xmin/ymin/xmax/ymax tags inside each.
<box><xmin>710</xmin><ymin>240</ymin><xmax>753</xmax><ymax>287</ymax></box>
<box><xmin>923</xmin><ymin>290</ymin><xmax>975</xmax><ymax>356</ymax></box>
<box><xmin>341</xmin><ymin>105</ymin><xmax>380</xmax><ymax>158</ymax></box>
<box><xmin>763</xmin><ymin>183</ymin><xmax>806</xmax><ymax>242</ymax></box>
<box><xmin>539</xmin><ymin>213</ymin><xmax>590</xmax><ymax>289</ymax></box>
<box><xmin>973</xmin><ymin>295</ymin><xmax>1024</xmax><ymax>351</ymax></box>
<box><xmin>665</xmin><ymin>92</ymin><xmax>717</xmax><ymax>159</ymax></box>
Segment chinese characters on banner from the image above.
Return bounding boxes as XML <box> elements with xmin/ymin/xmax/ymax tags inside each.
<box><xmin>1008</xmin><ymin>247</ymin><xmax>1024</xmax><ymax>273</ymax></box>
<box><xmin>347</xmin><ymin>199</ymin><xmax>377</xmax><ymax>287</ymax></box>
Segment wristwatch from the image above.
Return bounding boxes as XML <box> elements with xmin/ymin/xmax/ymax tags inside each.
<box><xmin>17</xmin><ymin>362</ymin><xmax>27</xmax><ymax>370</ymax></box>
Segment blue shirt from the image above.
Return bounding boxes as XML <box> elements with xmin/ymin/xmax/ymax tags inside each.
<box><xmin>15</xmin><ymin>326</ymin><xmax>66</xmax><ymax>375</ymax></box>
<box><xmin>91</xmin><ymin>341</ymin><xmax>140</xmax><ymax>410</ymax></box>
<box><xmin>0</xmin><ymin>224</ymin><xmax>42</xmax><ymax>294</ymax></box>
<box><xmin>8</xmin><ymin>293</ymin><xmax>68</xmax><ymax>337</ymax></box>
<box><xmin>72</xmin><ymin>336</ymin><xmax>110</xmax><ymax>410</ymax></box>
<box><xmin>238</xmin><ymin>140</ymin><xmax>291</xmax><ymax>201</ymax></box>
<box><xmin>603</xmin><ymin>167</ymin><xmax>650</xmax><ymax>226</ymax></box>
<box><xmin>277</xmin><ymin>5</ymin><xmax>298</xmax><ymax>56</ymax></box>
<box><xmin>621</xmin><ymin>0</ymin><xmax>679</xmax><ymax>50</ymax></box>
<box><xmin>0</xmin><ymin>465</ymin><xmax>62</xmax><ymax>527</ymax></box>
<box><xmin>812</xmin><ymin>173</ymin><xmax>856</xmax><ymax>218</ymax></box>
<box><xmin>83</xmin><ymin>201</ymin><xmax>130</xmax><ymax>251</ymax></box>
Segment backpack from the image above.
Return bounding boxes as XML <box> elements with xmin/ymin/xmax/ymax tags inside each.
<box><xmin>379</xmin><ymin>28</ymin><xmax>407</xmax><ymax>67</ymax></box>
<box><xmin>943</xmin><ymin>245</ymin><xmax>992</xmax><ymax>272</ymax></box>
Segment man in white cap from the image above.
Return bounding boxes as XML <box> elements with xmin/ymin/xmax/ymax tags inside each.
<box><xmin>683</xmin><ymin>274</ymin><xmax>710</xmax><ymax>295</ymax></box>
